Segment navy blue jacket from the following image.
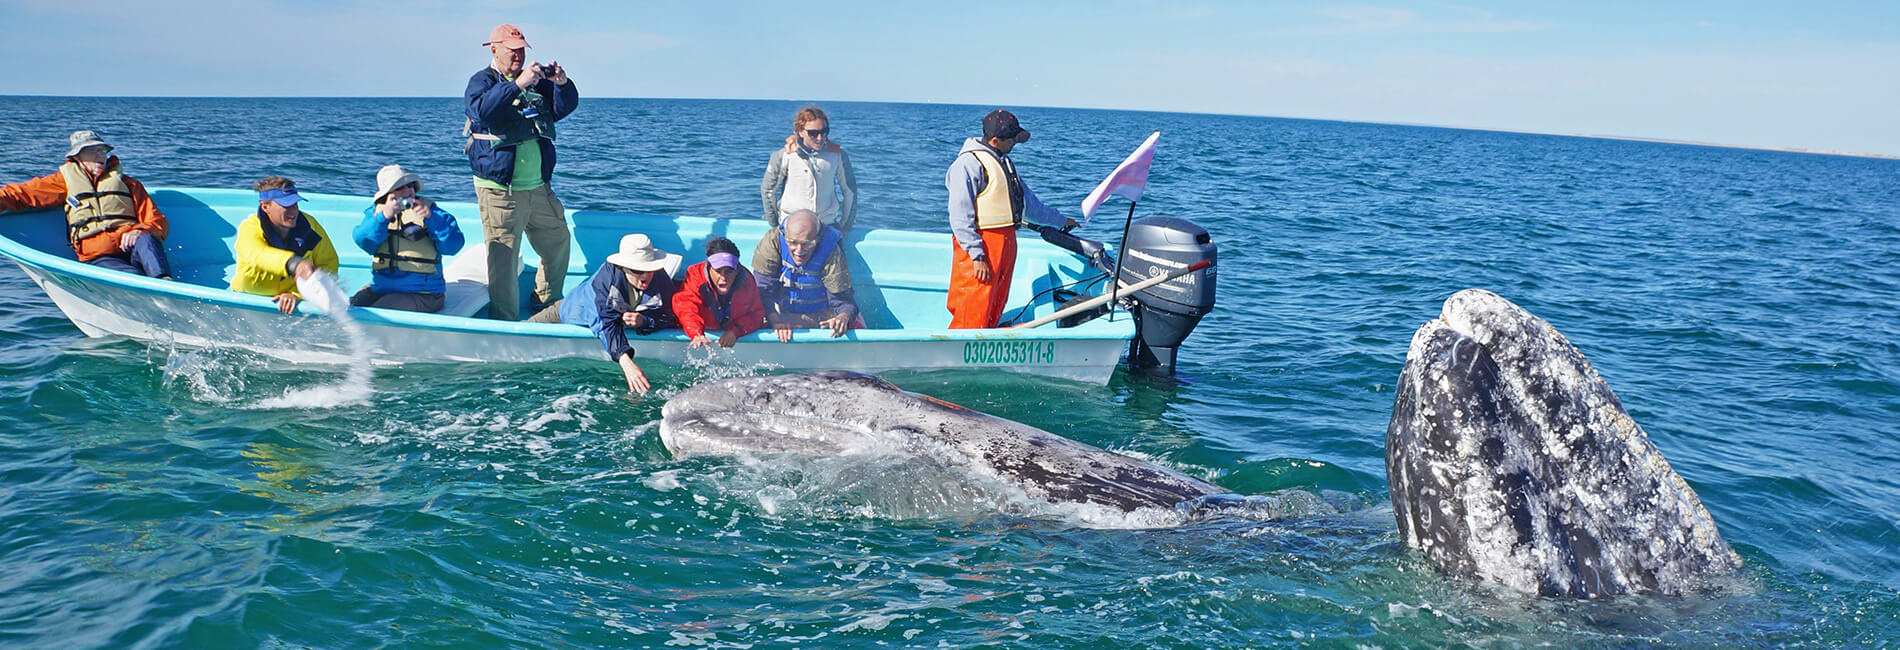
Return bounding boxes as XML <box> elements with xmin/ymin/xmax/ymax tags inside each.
<box><xmin>464</xmin><ymin>68</ymin><xmax>580</xmax><ymax>186</ymax></box>
<box><xmin>557</xmin><ymin>263</ymin><xmax>679</xmax><ymax>362</ymax></box>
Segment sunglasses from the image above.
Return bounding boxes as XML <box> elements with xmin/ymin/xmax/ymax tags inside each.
<box><xmin>802</xmin><ymin>127</ymin><xmax>830</xmax><ymax>138</ymax></box>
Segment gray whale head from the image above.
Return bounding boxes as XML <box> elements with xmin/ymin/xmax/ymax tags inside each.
<box><xmin>660</xmin><ymin>371</ymin><xmax>1226</xmax><ymax>514</ymax></box>
<box><xmin>1386</xmin><ymin>289</ymin><xmax>1740</xmax><ymax>597</ymax></box>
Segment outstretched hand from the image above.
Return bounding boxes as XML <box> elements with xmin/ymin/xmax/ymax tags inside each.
<box><xmin>619</xmin><ymin>354</ymin><xmax>650</xmax><ymax>395</ymax></box>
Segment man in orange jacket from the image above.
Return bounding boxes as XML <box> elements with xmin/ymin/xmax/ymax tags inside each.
<box><xmin>0</xmin><ymin>130</ymin><xmax>172</xmax><ymax>278</ymax></box>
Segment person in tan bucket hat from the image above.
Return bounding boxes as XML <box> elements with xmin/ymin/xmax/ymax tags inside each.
<box><xmin>465</xmin><ymin>22</ymin><xmax>580</xmax><ymax>321</ymax></box>
<box><xmin>348</xmin><ymin>164</ymin><xmax>465</xmax><ymax>313</ymax></box>
<box><xmin>0</xmin><ymin>130</ymin><xmax>174</xmax><ymax>279</ymax></box>
<box><xmin>528</xmin><ymin>234</ymin><xmax>681</xmax><ymax>395</ymax></box>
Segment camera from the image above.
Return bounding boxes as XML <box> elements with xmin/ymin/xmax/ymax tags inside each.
<box><xmin>536</xmin><ymin>63</ymin><xmax>555</xmax><ymax>77</ymax></box>
<box><xmin>392</xmin><ymin>197</ymin><xmax>427</xmax><ymax>239</ymax></box>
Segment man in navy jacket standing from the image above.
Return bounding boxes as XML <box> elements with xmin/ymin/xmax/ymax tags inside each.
<box><xmin>465</xmin><ymin>23</ymin><xmax>580</xmax><ymax>320</ymax></box>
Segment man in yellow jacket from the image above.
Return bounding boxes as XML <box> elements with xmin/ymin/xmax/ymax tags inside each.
<box><xmin>231</xmin><ymin>176</ymin><xmax>339</xmax><ymax>314</ymax></box>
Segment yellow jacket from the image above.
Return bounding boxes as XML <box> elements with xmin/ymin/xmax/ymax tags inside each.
<box><xmin>231</xmin><ymin>213</ymin><xmax>340</xmax><ymax>297</ymax></box>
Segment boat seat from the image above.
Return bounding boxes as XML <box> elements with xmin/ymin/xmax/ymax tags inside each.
<box><xmin>438</xmin><ymin>246</ymin><xmax>492</xmax><ymax>318</ymax></box>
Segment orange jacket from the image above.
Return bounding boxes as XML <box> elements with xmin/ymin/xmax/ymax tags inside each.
<box><xmin>0</xmin><ymin>157</ymin><xmax>168</xmax><ymax>261</ymax></box>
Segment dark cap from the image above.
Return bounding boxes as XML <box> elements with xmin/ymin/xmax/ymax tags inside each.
<box><xmin>982</xmin><ymin>109</ymin><xmax>1031</xmax><ymax>143</ymax></box>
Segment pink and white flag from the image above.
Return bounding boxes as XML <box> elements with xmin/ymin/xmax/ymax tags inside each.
<box><xmin>1079</xmin><ymin>130</ymin><xmax>1160</xmax><ymax>223</ymax></box>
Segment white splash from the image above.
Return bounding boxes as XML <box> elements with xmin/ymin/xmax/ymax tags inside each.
<box><xmin>254</xmin><ymin>271</ymin><xmax>373</xmax><ymax>409</ymax></box>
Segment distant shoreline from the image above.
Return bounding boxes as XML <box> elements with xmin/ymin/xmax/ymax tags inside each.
<box><xmin>6</xmin><ymin>93</ymin><xmax>1896</xmax><ymax>161</ymax></box>
<box><xmin>1356</xmin><ymin>118</ymin><xmax>1900</xmax><ymax>161</ymax></box>
<box><xmin>1470</xmin><ymin>128</ymin><xmax>1899</xmax><ymax>161</ymax></box>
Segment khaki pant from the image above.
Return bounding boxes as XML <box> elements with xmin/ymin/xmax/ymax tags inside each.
<box><xmin>476</xmin><ymin>184</ymin><xmax>571</xmax><ymax>321</ymax></box>
<box><xmin>526</xmin><ymin>299</ymin><xmax>565</xmax><ymax>323</ymax></box>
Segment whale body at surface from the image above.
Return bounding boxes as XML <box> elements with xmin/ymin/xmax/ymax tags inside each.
<box><xmin>1386</xmin><ymin>289</ymin><xmax>1740</xmax><ymax>597</ymax></box>
<box><xmin>659</xmin><ymin>371</ymin><xmax>1227</xmax><ymax>514</ymax></box>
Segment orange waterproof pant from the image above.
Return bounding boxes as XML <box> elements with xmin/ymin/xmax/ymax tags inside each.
<box><xmin>947</xmin><ymin>227</ymin><xmax>1017</xmax><ymax>329</ymax></box>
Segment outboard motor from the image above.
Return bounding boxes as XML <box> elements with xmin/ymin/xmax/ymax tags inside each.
<box><xmin>1033</xmin><ymin>217</ymin><xmax>1217</xmax><ymax>375</ymax></box>
<box><xmin>1115</xmin><ymin>216</ymin><xmax>1217</xmax><ymax>374</ymax></box>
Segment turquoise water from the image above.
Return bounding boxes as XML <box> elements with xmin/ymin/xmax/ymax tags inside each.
<box><xmin>2</xmin><ymin>97</ymin><xmax>1897</xmax><ymax>647</ymax></box>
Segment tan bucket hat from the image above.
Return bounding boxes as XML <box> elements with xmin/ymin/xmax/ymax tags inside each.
<box><xmin>66</xmin><ymin>130</ymin><xmax>112</xmax><ymax>158</ymax></box>
<box><xmin>373</xmin><ymin>164</ymin><xmax>423</xmax><ymax>203</ymax></box>
<box><xmin>606</xmin><ymin>234</ymin><xmax>681</xmax><ymax>274</ymax></box>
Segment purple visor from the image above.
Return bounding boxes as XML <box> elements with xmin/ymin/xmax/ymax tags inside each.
<box><xmin>257</xmin><ymin>186</ymin><xmax>304</xmax><ymax>206</ymax></box>
<box><xmin>707</xmin><ymin>252</ymin><xmax>739</xmax><ymax>269</ymax></box>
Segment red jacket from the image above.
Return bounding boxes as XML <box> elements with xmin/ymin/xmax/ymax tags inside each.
<box><xmin>673</xmin><ymin>261</ymin><xmax>765</xmax><ymax>339</ymax></box>
<box><xmin>0</xmin><ymin>157</ymin><xmax>168</xmax><ymax>262</ymax></box>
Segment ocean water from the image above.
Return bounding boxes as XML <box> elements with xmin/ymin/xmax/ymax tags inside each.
<box><xmin>1</xmin><ymin>96</ymin><xmax>1897</xmax><ymax>647</ymax></box>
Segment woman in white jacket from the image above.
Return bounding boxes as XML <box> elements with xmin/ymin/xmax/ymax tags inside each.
<box><xmin>760</xmin><ymin>105</ymin><xmax>858</xmax><ymax>231</ymax></box>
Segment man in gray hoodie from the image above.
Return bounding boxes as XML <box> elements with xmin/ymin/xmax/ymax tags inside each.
<box><xmin>942</xmin><ymin>109</ymin><xmax>1076</xmax><ymax>328</ymax></box>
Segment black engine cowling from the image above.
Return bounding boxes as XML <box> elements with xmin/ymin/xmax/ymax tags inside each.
<box><xmin>1115</xmin><ymin>216</ymin><xmax>1217</xmax><ymax>373</ymax></box>
<box><xmin>1034</xmin><ymin>217</ymin><xmax>1217</xmax><ymax>375</ymax></box>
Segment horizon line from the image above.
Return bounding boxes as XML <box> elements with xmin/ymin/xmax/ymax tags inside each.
<box><xmin>7</xmin><ymin>93</ymin><xmax>1896</xmax><ymax>161</ymax></box>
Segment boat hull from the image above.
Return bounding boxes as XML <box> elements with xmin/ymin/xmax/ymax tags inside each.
<box><xmin>1</xmin><ymin>188</ymin><xmax>1136</xmax><ymax>383</ymax></box>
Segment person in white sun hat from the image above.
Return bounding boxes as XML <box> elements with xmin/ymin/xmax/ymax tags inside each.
<box><xmin>528</xmin><ymin>233</ymin><xmax>681</xmax><ymax>394</ymax></box>
<box><xmin>349</xmin><ymin>164</ymin><xmax>465</xmax><ymax>313</ymax></box>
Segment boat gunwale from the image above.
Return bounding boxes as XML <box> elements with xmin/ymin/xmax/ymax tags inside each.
<box><xmin>0</xmin><ymin>189</ymin><xmax>1137</xmax><ymax>345</ymax></box>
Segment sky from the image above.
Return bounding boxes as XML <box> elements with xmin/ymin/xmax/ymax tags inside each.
<box><xmin>4</xmin><ymin>0</ymin><xmax>1898</xmax><ymax>156</ymax></box>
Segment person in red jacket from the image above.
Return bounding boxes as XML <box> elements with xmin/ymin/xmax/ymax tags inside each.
<box><xmin>673</xmin><ymin>237</ymin><xmax>764</xmax><ymax>349</ymax></box>
<box><xmin>0</xmin><ymin>130</ymin><xmax>172</xmax><ymax>278</ymax></box>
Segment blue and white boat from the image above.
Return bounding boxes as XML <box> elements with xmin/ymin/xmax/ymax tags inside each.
<box><xmin>0</xmin><ymin>189</ymin><xmax>1217</xmax><ymax>383</ymax></box>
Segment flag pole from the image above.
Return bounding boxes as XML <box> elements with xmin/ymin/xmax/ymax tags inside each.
<box><xmin>1107</xmin><ymin>200</ymin><xmax>1138</xmax><ymax>321</ymax></box>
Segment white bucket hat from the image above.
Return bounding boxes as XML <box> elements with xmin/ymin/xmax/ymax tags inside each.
<box><xmin>373</xmin><ymin>164</ymin><xmax>423</xmax><ymax>203</ymax></box>
<box><xmin>606</xmin><ymin>234</ymin><xmax>682</xmax><ymax>274</ymax></box>
<box><xmin>66</xmin><ymin>130</ymin><xmax>112</xmax><ymax>158</ymax></box>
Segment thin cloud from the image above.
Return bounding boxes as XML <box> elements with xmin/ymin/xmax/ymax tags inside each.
<box><xmin>1271</xmin><ymin>4</ymin><xmax>1549</xmax><ymax>37</ymax></box>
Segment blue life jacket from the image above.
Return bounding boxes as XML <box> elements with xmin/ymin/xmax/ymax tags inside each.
<box><xmin>778</xmin><ymin>227</ymin><xmax>841</xmax><ymax>314</ymax></box>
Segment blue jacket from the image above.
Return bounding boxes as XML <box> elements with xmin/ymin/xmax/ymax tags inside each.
<box><xmin>464</xmin><ymin>68</ymin><xmax>580</xmax><ymax>186</ymax></box>
<box><xmin>352</xmin><ymin>202</ymin><xmax>465</xmax><ymax>295</ymax></box>
<box><xmin>558</xmin><ymin>263</ymin><xmax>680</xmax><ymax>362</ymax></box>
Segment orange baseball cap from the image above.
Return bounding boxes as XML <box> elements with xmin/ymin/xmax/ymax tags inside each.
<box><xmin>483</xmin><ymin>24</ymin><xmax>530</xmax><ymax>49</ymax></box>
